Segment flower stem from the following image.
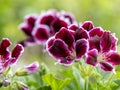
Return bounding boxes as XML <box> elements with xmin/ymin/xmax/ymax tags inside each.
<box><xmin>84</xmin><ymin>76</ymin><xmax>88</xmax><ymax>90</ymax></box>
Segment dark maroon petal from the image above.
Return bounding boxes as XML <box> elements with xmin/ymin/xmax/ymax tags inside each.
<box><xmin>81</xmin><ymin>21</ymin><xmax>94</xmax><ymax>31</ymax></box>
<box><xmin>75</xmin><ymin>39</ymin><xmax>88</xmax><ymax>59</ymax></box>
<box><xmin>105</xmin><ymin>52</ymin><xmax>120</xmax><ymax>65</ymax></box>
<box><xmin>100</xmin><ymin>31</ymin><xmax>117</xmax><ymax>53</ymax></box>
<box><xmin>25</xmin><ymin>14</ymin><xmax>37</xmax><ymax>27</ymax></box>
<box><xmin>86</xmin><ymin>49</ymin><xmax>98</xmax><ymax>66</ymax></box>
<box><xmin>12</xmin><ymin>44</ymin><xmax>24</xmax><ymax>60</ymax></box>
<box><xmin>75</xmin><ymin>27</ymin><xmax>89</xmax><ymax>41</ymax></box>
<box><xmin>47</xmin><ymin>39</ymin><xmax>70</xmax><ymax>59</ymax></box>
<box><xmin>46</xmin><ymin>37</ymin><xmax>55</xmax><ymax>49</ymax></box>
<box><xmin>0</xmin><ymin>38</ymin><xmax>11</xmax><ymax>60</ymax></box>
<box><xmin>32</xmin><ymin>25</ymin><xmax>50</xmax><ymax>44</ymax></box>
<box><xmin>55</xmin><ymin>27</ymin><xmax>74</xmax><ymax>50</ymax></box>
<box><xmin>89</xmin><ymin>27</ymin><xmax>104</xmax><ymax>37</ymax></box>
<box><xmin>100</xmin><ymin>62</ymin><xmax>113</xmax><ymax>72</ymax></box>
<box><xmin>68</xmin><ymin>24</ymin><xmax>79</xmax><ymax>31</ymax></box>
<box><xmin>19</xmin><ymin>22</ymin><xmax>33</xmax><ymax>36</ymax></box>
<box><xmin>89</xmin><ymin>36</ymin><xmax>101</xmax><ymax>51</ymax></box>
<box><xmin>39</xmin><ymin>15</ymin><xmax>55</xmax><ymax>26</ymax></box>
<box><xmin>59</xmin><ymin>57</ymin><xmax>74</xmax><ymax>66</ymax></box>
<box><xmin>51</xmin><ymin>18</ymin><xmax>68</xmax><ymax>34</ymax></box>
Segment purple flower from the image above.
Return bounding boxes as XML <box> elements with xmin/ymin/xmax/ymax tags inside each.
<box><xmin>84</xmin><ymin>22</ymin><xmax>120</xmax><ymax>72</ymax></box>
<box><xmin>19</xmin><ymin>14</ymin><xmax>38</xmax><ymax>47</ymax></box>
<box><xmin>19</xmin><ymin>9</ymin><xmax>75</xmax><ymax>47</ymax></box>
<box><xmin>46</xmin><ymin>27</ymin><xmax>88</xmax><ymax>65</ymax></box>
<box><xmin>0</xmin><ymin>38</ymin><xmax>24</xmax><ymax>74</ymax></box>
<box><xmin>25</xmin><ymin>61</ymin><xmax>39</xmax><ymax>74</ymax></box>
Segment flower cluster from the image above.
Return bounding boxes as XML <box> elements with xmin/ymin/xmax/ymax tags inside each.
<box><xmin>46</xmin><ymin>21</ymin><xmax>120</xmax><ymax>72</ymax></box>
<box><xmin>0</xmin><ymin>38</ymin><xmax>24</xmax><ymax>73</ymax></box>
<box><xmin>19</xmin><ymin>9</ymin><xmax>75</xmax><ymax>47</ymax></box>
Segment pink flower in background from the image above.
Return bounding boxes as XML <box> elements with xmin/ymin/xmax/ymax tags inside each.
<box><xmin>25</xmin><ymin>61</ymin><xmax>39</xmax><ymax>74</ymax></box>
<box><xmin>0</xmin><ymin>38</ymin><xmax>24</xmax><ymax>73</ymax></box>
<box><xmin>19</xmin><ymin>9</ymin><xmax>75</xmax><ymax>47</ymax></box>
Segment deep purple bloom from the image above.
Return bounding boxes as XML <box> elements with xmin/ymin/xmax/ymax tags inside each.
<box><xmin>19</xmin><ymin>14</ymin><xmax>38</xmax><ymax>47</ymax></box>
<box><xmin>0</xmin><ymin>38</ymin><xmax>24</xmax><ymax>74</ymax></box>
<box><xmin>46</xmin><ymin>27</ymin><xmax>88</xmax><ymax>65</ymax></box>
<box><xmin>19</xmin><ymin>9</ymin><xmax>75</xmax><ymax>47</ymax></box>
<box><xmin>84</xmin><ymin>21</ymin><xmax>120</xmax><ymax>72</ymax></box>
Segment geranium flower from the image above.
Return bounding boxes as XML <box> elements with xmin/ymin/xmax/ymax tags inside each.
<box><xmin>46</xmin><ymin>27</ymin><xmax>88</xmax><ymax>65</ymax></box>
<box><xmin>0</xmin><ymin>38</ymin><xmax>24</xmax><ymax>73</ymax></box>
<box><xmin>83</xmin><ymin>21</ymin><xmax>120</xmax><ymax>72</ymax></box>
<box><xmin>19</xmin><ymin>9</ymin><xmax>75</xmax><ymax>46</ymax></box>
<box><xmin>19</xmin><ymin>14</ymin><xmax>38</xmax><ymax>46</ymax></box>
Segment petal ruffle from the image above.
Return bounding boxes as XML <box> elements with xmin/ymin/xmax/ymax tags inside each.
<box><xmin>32</xmin><ymin>25</ymin><xmax>50</xmax><ymax>44</ymax></box>
<box><xmin>74</xmin><ymin>27</ymin><xmax>89</xmax><ymax>41</ymax></box>
<box><xmin>0</xmin><ymin>38</ymin><xmax>11</xmax><ymax>60</ymax></box>
<box><xmin>51</xmin><ymin>18</ymin><xmax>68</xmax><ymax>33</ymax></box>
<box><xmin>100</xmin><ymin>62</ymin><xmax>113</xmax><ymax>72</ymax></box>
<box><xmin>12</xmin><ymin>44</ymin><xmax>24</xmax><ymax>60</ymax></box>
<box><xmin>55</xmin><ymin>27</ymin><xmax>74</xmax><ymax>50</ymax></box>
<box><xmin>106</xmin><ymin>52</ymin><xmax>120</xmax><ymax>66</ymax></box>
<box><xmin>81</xmin><ymin>21</ymin><xmax>94</xmax><ymax>31</ymax></box>
<box><xmin>100</xmin><ymin>31</ymin><xmax>118</xmax><ymax>53</ymax></box>
<box><xmin>47</xmin><ymin>39</ymin><xmax>70</xmax><ymax>59</ymax></box>
<box><xmin>75</xmin><ymin>39</ymin><xmax>88</xmax><ymax>59</ymax></box>
<box><xmin>86</xmin><ymin>49</ymin><xmax>98</xmax><ymax>66</ymax></box>
<box><xmin>89</xmin><ymin>27</ymin><xmax>104</xmax><ymax>37</ymax></box>
<box><xmin>88</xmin><ymin>36</ymin><xmax>101</xmax><ymax>51</ymax></box>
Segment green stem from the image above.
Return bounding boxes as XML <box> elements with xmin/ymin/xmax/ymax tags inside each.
<box><xmin>107</xmin><ymin>72</ymin><xmax>115</xmax><ymax>85</ymax></box>
<box><xmin>84</xmin><ymin>76</ymin><xmax>88</xmax><ymax>90</ymax></box>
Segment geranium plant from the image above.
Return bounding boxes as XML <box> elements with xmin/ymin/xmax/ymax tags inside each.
<box><xmin>1</xmin><ymin>9</ymin><xmax>120</xmax><ymax>90</ymax></box>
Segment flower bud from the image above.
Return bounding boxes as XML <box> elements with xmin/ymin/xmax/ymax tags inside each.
<box><xmin>2</xmin><ymin>79</ymin><xmax>10</xmax><ymax>87</ymax></box>
<box><xmin>17</xmin><ymin>81</ymin><xmax>29</xmax><ymax>90</ymax></box>
<box><xmin>15</xmin><ymin>62</ymin><xmax>39</xmax><ymax>76</ymax></box>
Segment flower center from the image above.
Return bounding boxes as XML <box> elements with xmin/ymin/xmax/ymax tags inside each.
<box><xmin>97</xmin><ymin>53</ymin><xmax>106</xmax><ymax>63</ymax></box>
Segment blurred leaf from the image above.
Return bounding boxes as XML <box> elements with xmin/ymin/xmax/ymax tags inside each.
<box><xmin>37</xmin><ymin>86</ymin><xmax>51</xmax><ymax>90</ymax></box>
<box><xmin>42</xmin><ymin>74</ymin><xmax>71</xmax><ymax>90</ymax></box>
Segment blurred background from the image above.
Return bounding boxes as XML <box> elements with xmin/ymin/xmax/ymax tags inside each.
<box><xmin>0</xmin><ymin>0</ymin><xmax>120</xmax><ymax>71</ymax></box>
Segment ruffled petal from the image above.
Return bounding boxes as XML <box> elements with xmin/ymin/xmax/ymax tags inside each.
<box><xmin>68</xmin><ymin>24</ymin><xmax>79</xmax><ymax>31</ymax></box>
<box><xmin>105</xmin><ymin>52</ymin><xmax>120</xmax><ymax>66</ymax></box>
<box><xmin>75</xmin><ymin>39</ymin><xmax>88</xmax><ymax>59</ymax></box>
<box><xmin>100</xmin><ymin>62</ymin><xmax>113</xmax><ymax>72</ymax></box>
<box><xmin>12</xmin><ymin>44</ymin><xmax>24</xmax><ymax>61</ymax></box>
<box><xmin>74</xmin><ymin>27</ymin><xmax>89</xmax><ymax>41</ymax></box>
<box><xmin>100</xmin><ymin>31</ymin><xmax>117</xmax><ymax>53</ymax></box>
<box><xmin>51</xmin><ymin>18</ymin><xmax>68</xmax><ymax>34</ymax></box>
<box><xmin>19</xmin><ymin>22</ymin><xmax>33</xmax><ymax>36</ymax></box>
<box><xmin>81</xmin><ymin>21</ymin><xmax>94</xmax><ymax>31</ymax></box>
<box><xmin>39</xmin><ymin>14</ymin><xmax>55</xmax><ymax>26</ymax></box>
<box><xmin>55</xmin><ymin>27</ymin><xmax>74</xmax><ymax>50</ymax></box>
<box><xmin>25</xmin><ymin>14</ymin><xmax>38</xmax><ymax>26</ymax></box>
<box><xmin>86</xmin><ymin>49</ymin><xmax>98</xmax><ymax>66</ymax></box>
<box><xmin>89</xmin><ymin>27</ymin><xmax>104</xmax><ymax>37</ymax></box>
<box><xmin>32</xmin><ymin>25</ymin><xmax>50</xmax><ymax>44</ymax></box>
<box><xmin>0</xmin><ymin>38</ymin><xmax>11</xmax><ymax>60</ymax></box>
<box><xmin>88</xmin><ymin>36</ymin><xmax>101</xmax><ymax>51</ymax></box>
<box><xmin>47</xmin><ymin>39</ymin><xmax>70</xmax><ymax>59</ymax></box>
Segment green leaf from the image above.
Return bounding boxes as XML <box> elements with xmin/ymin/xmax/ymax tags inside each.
<box><xmin>42</xmin><ymin>74</ymin><xmax>71</xmax><ymax>90</ymax></box>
